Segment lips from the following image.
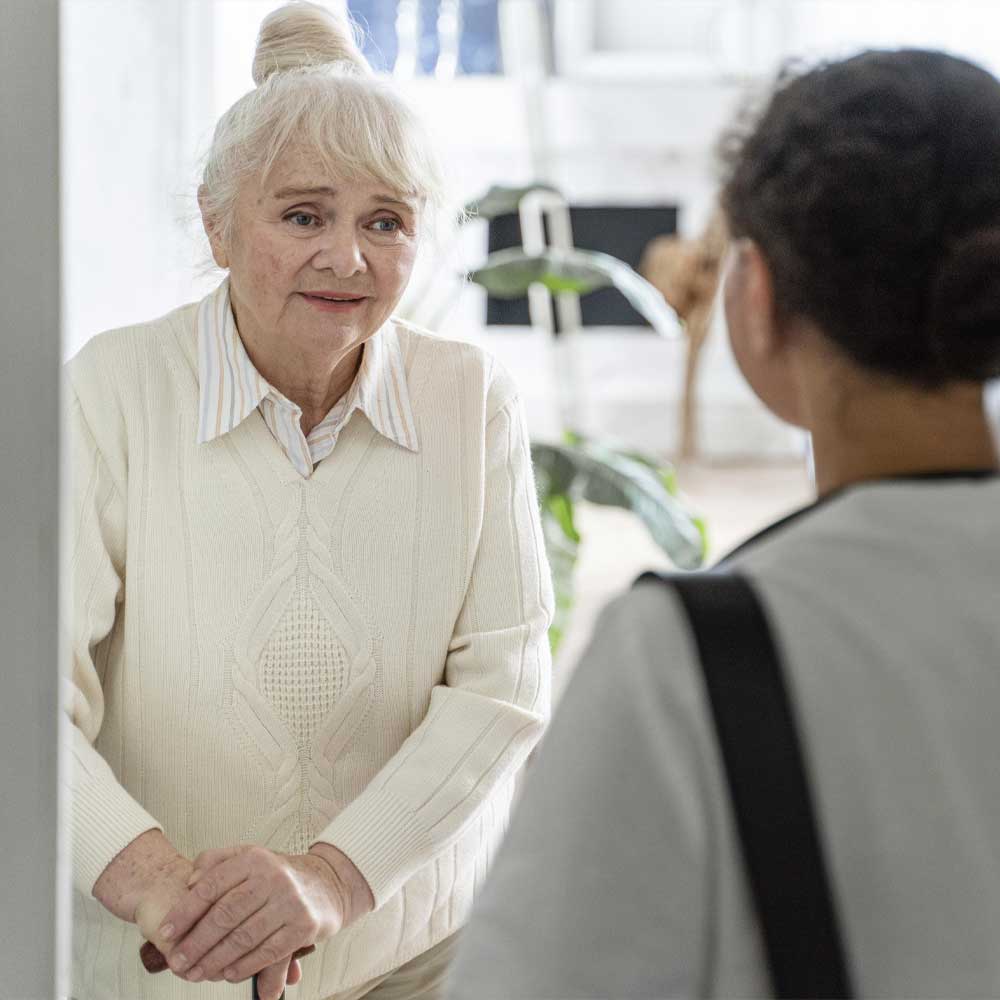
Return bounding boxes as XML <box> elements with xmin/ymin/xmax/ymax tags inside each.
<box><xmin>301</xmin><ymin>292</ymin><xmax>367</xmax><ymax>302</ymax></box>
<box><xmin>300</xmin><ymin>292</ymin><xmax>368</xmax><ymax>312</ymax></box>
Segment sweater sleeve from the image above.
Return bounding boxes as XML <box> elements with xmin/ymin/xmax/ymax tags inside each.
<box><xmin>64</xmin><ymin>382</ymin><xmax>163</xmax><ymax>895</ymax></box>
<box><xmin>313</xmin><ymin>392</ymin><xmax>554</xmax><ymax>906</ymax></box>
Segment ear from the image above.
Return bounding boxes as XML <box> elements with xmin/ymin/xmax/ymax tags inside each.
<box><xmin>198</xmin><ymin>185</ymin><xmax>229</xmax><ymax>270</ymax></box>
<box><xmin>723</xmin><ymin>239</ymin><xmax>805</xmax><ymax>427</ymax></box>
<box><xmin>724</xmin><ymin>239</ymin><xmax>782</xmax><ymax>362</ymax></box>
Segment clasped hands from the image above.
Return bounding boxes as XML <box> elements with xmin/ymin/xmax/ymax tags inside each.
<box><xmin>131</xmin><ymin>841</ymin><xmax>374</xmax><ymax>1000</ymax></box>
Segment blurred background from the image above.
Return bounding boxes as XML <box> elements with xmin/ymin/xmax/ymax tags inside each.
<box><xmin>62</xmin><ymin>0</ymin><xmax>1000</xmax><ymax>678</ymax></box>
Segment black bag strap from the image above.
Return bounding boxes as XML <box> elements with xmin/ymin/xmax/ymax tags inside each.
<box><xmin>638</xmin><ymin>571</ymin><xmax>855</xmax><ymax>999</ymax></box>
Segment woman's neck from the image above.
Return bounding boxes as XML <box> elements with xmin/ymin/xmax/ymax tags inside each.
<box><xmin>260</xmin><ymin>349</ymin><xmax>363</xmax><ymax>437</ymax></box>
<box><xmin>234</xmin><ymin>314</ymin><xmax>364</xmax><ymax>437</ymax></box>
<box><xmin>807</xmin><ymin>378</ymin><xmax>998</xmax><ymax>496</ymax></box>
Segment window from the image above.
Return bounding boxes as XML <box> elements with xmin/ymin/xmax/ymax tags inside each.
<box><xmin>347</xmin><ymin>0</ymin><xmax>500</xmax><ymax>75</ymax></box>
<box><xmin>552</xmin><ymin>0</ymin><xmax>1000</xmax><ymax>79</ymax></box>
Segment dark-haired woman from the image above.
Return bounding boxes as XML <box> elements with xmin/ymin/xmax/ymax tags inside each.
<box><xmin>445</xmin><ymin>49</ymin><xmax>1000</xmax><ymax>999</ymax></box>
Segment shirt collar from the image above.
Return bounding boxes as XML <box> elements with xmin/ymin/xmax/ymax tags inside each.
<box><xmin>196</xmin><ymin>277</ymin><xmax>419</xmax><ymax>453</ymax></box>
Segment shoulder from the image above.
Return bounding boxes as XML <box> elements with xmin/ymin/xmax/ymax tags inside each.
<box><xmin>391</xmin><ymin>318</ymin><xmax>520</xmax><ymax>421</ymax></box>
<box><xmin>64</xmin><ymin>302</ymin><xmax>199</xmax><ymax>464</ymax></box>
<box><xmin>65</xmin><ymin>302</ymin><xmax>198</xmax><ymax>407</ymax></box>
<box><xmin>566</xmin><ymin>579</ymin><xmax>710</xmax><ymax>744</ymax></box>
<box><xmin>722</xmin><ymin>484</ymin><xmax>926</xmax><ymax>600</ymax></box>
<box><xmin>723</xmin><ymin>478</ymin><xmax>1000</xmax><ymax>669</ymax></box>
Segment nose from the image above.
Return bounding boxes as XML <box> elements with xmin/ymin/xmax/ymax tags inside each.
<box><xmin>311</xmin><ymin>221</ymin><xmax>366</xmax><ymax>279</ymax></box>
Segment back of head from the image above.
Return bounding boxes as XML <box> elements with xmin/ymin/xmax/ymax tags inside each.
<box><xmin>201</xmin><ymin>1</ymin><xmax>444</xmax><ymax>255</ymax></box>
<box><xmin>720</xmin><ymin>49</ymin><xmax>1000</xmax><ymax>386</ymax></box>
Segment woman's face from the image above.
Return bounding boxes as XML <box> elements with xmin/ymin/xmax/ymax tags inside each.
<box><xmin>211</xmin><ymin>144</ymin><xmax>421</xmax><ymax>363</ymax></box>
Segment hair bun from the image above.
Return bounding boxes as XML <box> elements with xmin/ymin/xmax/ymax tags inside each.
<box><xmin>927</xmin><ymin>228</ymin><xmax>1000</xmax><ymax>381</ymax></box>
<box><xmin>252</xmin><ymin>1</ymin><xmax>370</xmax><ymax>86</ymax></box>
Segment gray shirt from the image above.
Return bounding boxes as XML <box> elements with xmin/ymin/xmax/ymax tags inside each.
<box><xmin>445</xmin><ymin>475</ymin><xmax>1000</xmax><ymax>999</ymax></box>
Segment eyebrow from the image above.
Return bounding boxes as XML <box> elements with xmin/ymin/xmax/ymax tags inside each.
<box><xmin>271</xmin><ymin>186</ymin><xmax>417</xmax><ymax>210</ymax></box>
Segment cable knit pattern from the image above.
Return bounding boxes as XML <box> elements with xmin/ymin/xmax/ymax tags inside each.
<box><xmin>64</xmin><ymin>299</ymin><xmax>553</xmax><ymax>1000</ymax></box>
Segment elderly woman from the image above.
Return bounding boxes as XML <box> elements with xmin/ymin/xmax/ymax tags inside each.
<box><xmin>66</xmin><ymin>4</ymin><xmax>552</xmax><ymax>999</ymax></box>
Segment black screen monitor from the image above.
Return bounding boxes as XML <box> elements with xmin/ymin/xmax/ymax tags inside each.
<box><xmin>485</xmin><ymin>204</ymin><xmax>678</xmax><ymax>328</ymax></box>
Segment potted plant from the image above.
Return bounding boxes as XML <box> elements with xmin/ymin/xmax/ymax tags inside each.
<box><xmin>467</xmin><ymin>184</ymin><xmax>708</xmax><ymax>652</ymax></box>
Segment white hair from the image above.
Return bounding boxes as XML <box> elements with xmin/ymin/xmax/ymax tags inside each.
<box><xmin>199</xmin><ymin>1</ymin><xmax>447</xmax><ymax>252</ymax></box>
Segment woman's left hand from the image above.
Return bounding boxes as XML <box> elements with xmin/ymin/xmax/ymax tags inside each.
<box><xmin>156</xmin><ymin>843</ymin><xmax>371</xmax><ymax>986</ymax></box>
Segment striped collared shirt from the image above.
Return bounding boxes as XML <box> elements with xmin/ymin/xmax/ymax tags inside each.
<box><xmin>196</xmin><ymin>278</ymin><xmax>419</xmax><ymax>477</ymax></box>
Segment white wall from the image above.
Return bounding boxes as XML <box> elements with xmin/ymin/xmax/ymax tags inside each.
<box><xmin>61</xmin><ymin>0</ymin><xmax>218</xmax><ymax>358</ymax></box>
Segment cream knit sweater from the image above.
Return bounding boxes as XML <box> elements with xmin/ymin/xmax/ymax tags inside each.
<box><xmin>66</xmin><ymin>301</ymin><xmax>553</xmax><ymax>1000</ymax></box>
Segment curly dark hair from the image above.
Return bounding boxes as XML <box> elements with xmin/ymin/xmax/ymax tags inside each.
<box><xmin>720</xmin><ymin>49</ymin><xmax>1000</xmax><ymax>386</ymax></box>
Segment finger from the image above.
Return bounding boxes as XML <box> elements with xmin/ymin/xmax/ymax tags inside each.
<box><xmin>158</xmin><ymin>850</ymin><xmax>255</xmax><ymax>948</ymax></box>
<box><xmin>190</xmin><ymin>900</ymin><xmax>284</xmax><ymax>981</ymax></box>
<box><xmin>255</xmin><ymin>958</ymin><xmax>291</xmax><ymax>1000</ymax></box>
<box><xmin>282</xmin><ymin>945</ymin><xmax>315</xmax><ymax>986</ymax></box>
<box><xmin>189</xmin><ymin>845</ymin><xmax>245</xmax><ymax>886</ymax></box>
<box><xmin>168</xmin><ymin>878</ymin><xmax>268</xmax><ymax>978</ymax></box>
<box><xmin>222</xmin><ymin>926</ymin><xmax>300</xmax><ymax>984</ymax></box>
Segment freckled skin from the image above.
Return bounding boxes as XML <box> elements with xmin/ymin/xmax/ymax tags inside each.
<box><xmin>201</xmin><ymin>145</ymin><xmax>423</xmax><ymax>431</ymax></box>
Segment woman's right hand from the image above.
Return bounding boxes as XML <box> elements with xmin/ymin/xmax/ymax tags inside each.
<box><xmin>94</xmin><ymin>831</ymin><xmax>302</xmax><ymax>994</ymax></box>
<box><xmin>135</xmin><ymin>862</ymin><xmax>303</xmax><ymax>996</ymax></box>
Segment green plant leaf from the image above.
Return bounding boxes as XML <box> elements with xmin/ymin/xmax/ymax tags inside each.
<box><xmin>562</xmin><ymin>431</ymin><xmax>683</xmax><ymax>499</ymax></box>
<box><xmin>532</xmin><ymin>440</ymin><xmax>706</xmax><ymax>570</ymax></box>
<box><xmin>463</xmin><ymin>183</ymin><xmax>560</xmax><ymax>221</ymax></box>
<box><xmin>539</xmin><ymin>491</ymin><xmax>581</xmax><ymax>656</ymax></box>
<box><xmin>531</xmin><ymin>441</ymin><xmax>579</xmax><ymax>498</ymax></box>
<box><xmin>606</xmin><ymin>447</ymin><xmax>681</xmax><ymax>497</ymax></box>
<box><xmin>545</xmin><ymin>492</ymin><xmax>581</xmax><ymax>544</ymax></box>
<box><xmin>469</xmin><ymin>248</ymin><xmax>683</xmax><ymax>339</ymax></box>
<box><xmin>692</xmin><ymin>514</ymin><xmax>711</xmax><ymax>554</ymax></box>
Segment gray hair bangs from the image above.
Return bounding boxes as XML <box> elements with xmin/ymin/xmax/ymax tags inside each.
<box><xmin>201</xmin><ymin>64</ymin><xmax>446</xmax><ymax>250</ymax></box>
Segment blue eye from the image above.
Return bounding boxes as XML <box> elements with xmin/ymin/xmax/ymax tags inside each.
<box><xmin>286</xmin><ymin>212</ymin><xmax>318</xmax><ymax>227</ymax></box>
<box><xmin>371</xmin><ymin>218</ymin><xmax>400</xmax><ymax>233</ymax></box>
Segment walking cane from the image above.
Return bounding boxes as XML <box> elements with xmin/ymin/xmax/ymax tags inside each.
<box><xmin>248</xmin><ymin>944</ymin><xmax>315</xmax><ymax>999</ymax></box>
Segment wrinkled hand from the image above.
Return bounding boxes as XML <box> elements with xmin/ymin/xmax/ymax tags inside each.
<box><xmin>132</xmin><ymin>855</ymin><xmax>196</xmax><ymax>960</ymax></box>
<box><xmin>155</xmin><ymin>844</ymin><xmax>364</xmax><ymax>995</ymax></box>
<box><xmin>130</xmin><ymin>854</ymin><xmax>301</xmax><ymax>996</ymax></box>
<box><xmin>141</xmin><ymin>940</ymin><xmax>312</xmax><ymax>983</ymax></box>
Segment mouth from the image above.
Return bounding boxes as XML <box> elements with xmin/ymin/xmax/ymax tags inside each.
<box><xmin>300</xmin><ymin>292</ymin><xmax>368</xmax><ymax>312</ymax></box>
